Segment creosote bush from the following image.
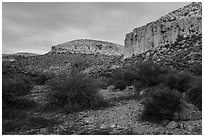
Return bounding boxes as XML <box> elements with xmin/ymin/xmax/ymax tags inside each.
<box><xmin>187</xmin><ymin>77</ymin><xmax>202</xmax><ymax>110</ymax></box>
<box><xmin>110</xmin><ymin>61</ymin><xmax>170</xmax><ymax>91</ymax></box>
<box><xmin>140</xmin><ymin>86</ymin><xmax>182</xmax><ymax>121</ymax></box>
<box><xmin>2</xmin><ymin>73</ymin><xmax>35</xmax><ymax>110</ymax></box>
<box><xmin>2</xmin><ymin>73</ymin><xmax>34</xmax><ymax>98</ymax></box>
<box><xmin>164</xmin><ymin>71</ymin><xmax>193</xmax><ymax>93</ymax></box>
<box><xmin>47</xmin><ymin>70</ymin><xmax>107</xmax><ymax>113</ymax></box>
<box><xmin>134</xmin><ymin>61</ymin><xmax>169</xmax><ymax>87</ymax></box>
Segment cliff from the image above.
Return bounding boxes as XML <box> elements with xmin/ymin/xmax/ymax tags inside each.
<box><xmin>50</xmin><ymin>39</ymin><xmax>123</xmax><ymax>56</ymax></box>
<box><xmin>123</xmin><ymin>2</ymin><xmax>202</xmax><ymax>58</ymax></box>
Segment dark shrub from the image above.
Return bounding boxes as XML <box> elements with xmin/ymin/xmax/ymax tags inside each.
<box><xmin>133</xmin><ymin>81</ymin><xmax>144</xmax><ymax>91</ymax></box>
<box><xmin>189</xmin><ymin>63</ymin><xmax>202</xmax><ymax>75</ymax></box>
<box><xmin>187</xmin><ymin>78</ymin><xmax>202</xmax><ymax>110</ymax></box>
<box><xmin>140</xmin><ymin>86</ymin><xmax>182</xmax><ymax>121</ymax></box>
<box><xmin>113</xmin><ymin>79</ymin><xmax>128</xmax><ymax>90</ymax></box>
<box><xmin>135</xmin><ymin>61</ymin><xmax>169</xmax><ymax>87</ymax></box>
<box><xmin>30</xmin><ymin>72</ymin><xmax>53</xmax><ymax>85</ymax></box>
<box><xmin>47</xmin><ymin>71</ymin><xmax>107</xmax><ymax>113</ymax></box>
<box><xmin>3</xmin><ymin>97</ymin><xmax>36</xmax><ymax>110</ymax></box>
<box><xmin>109</xmin><ymin>68</ymin><xmax>129</xmax><ymax>90</ymax></box>
<box><xmin>109</xmin><ymin>61</ymin><xmax>170</xmax><ymax>90</ymax></box>
<box><xmin>2</xmin><ymin>73</ymin><xmax>34</xmax><ymax>105</ymax></box>
<box><xmin>164</xmin><ymin>71</ymin><xmax>193</xmax><ymax>93</ymax></box>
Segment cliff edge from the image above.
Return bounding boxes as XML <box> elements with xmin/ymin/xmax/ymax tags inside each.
<box><xmin>123</xmin><ymin>2</ymin><xmax>202</xmax><ymax>58</ymax></box>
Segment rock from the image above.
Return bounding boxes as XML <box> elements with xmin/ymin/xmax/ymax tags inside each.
<box><xmin>107</xmin><ymin>85</ymin><xmax>115</xmax><ymax>91</ymax></box>
<box><xmin>166</xmin><ymin>121</ymin><xmax>178</xmax><ymax>129</ymax></box>
<box><xmin>123</xmin><ymin>2</ymin><xmax>202</xmax><ymax>58</ymax></box>
<box><xmin>124</xmin><ymin>86</ymin><xmax>136</xmax><ymax>93</ymax></box>
<box><xmin>50</xmin><ymin>39</ymin><xmax>123</xmax><ymax>56</ymax></box>
<box><xmin>139</xmin><ymin>88</ymin><xmax>149</xmax><ymax>96</ymax></box>
<box><xmin>185</xmin><ymin>125</ymin><xmax>194</xmax><ymax>132</ymax></box>
<box><xmin>100</xmin><ymin>124</ymin><xmax>108</xmax><ymax>129</ymax></box>
<box><xmin>178</xmin><ymin>99</ymin><xmax>201</xmax><ymax>121</ymax></box>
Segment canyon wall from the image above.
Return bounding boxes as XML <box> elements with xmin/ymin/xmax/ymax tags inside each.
<box><xmin>123</xmin><ymin>2</ymin><xmax>202</xmax><ymax>58</ymax></box>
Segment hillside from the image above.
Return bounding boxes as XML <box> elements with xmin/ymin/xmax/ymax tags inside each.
<box><xmin>123</xmin><ymin>2</ymin><xmax>201</xmax><ymax>58</ymax></box>
<box><xmin>2</xmin><ymin>2</ymin><xmax>202</xmax><ymax>135</ymax></box>
<box><xmin>2</xmin><ymin>52</ymin><xmax>40</xmax><ymax>61</ymax></box>
<box><xmin>50</xmin><ymin>39</ymin><xmax>123</xmax><ymax>56</ymax></box>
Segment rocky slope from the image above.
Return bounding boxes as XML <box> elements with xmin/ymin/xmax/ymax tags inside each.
<box><xmin>123</xmin><ymin>2</ymin><xmax>202</xmax><ymax>58</ymax></box>
<box><xmin>50</xmin><ymin>39</ymin><xmax>123</xmax><ymax>56</ymax></box>
<box><xmin>123</xmin><ymin>33</ymin><xmax>202</xmax><ymax>75</ymax></box>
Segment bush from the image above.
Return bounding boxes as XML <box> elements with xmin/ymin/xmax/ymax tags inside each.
<box><xmin>164</xmin><ymin>71</ymin><xmax>193</xmax><ymax>93</ymax></box>
<box><xmin>135</xmin><ymin>61</ymin><xmax>169</xmax><ymax>87</ymax></box>
<box><xmin>109</xmin><ymin>68</ymin><xmax>129</xmax><ymax>90</ymax></box>
<box><xmin>189</xmin><ymin>63</ymin><xmax>202</xmax><ymax>75</ymax></box>
<box><xmin>2</xmin><ymin>73</ymin><xmax>34</xmax><ymax>104</ymax></box>
<box><xmin>140</xmin><ymin>86</ymin><xmax>182</xmax><ymax>121</ymax></box>
<box><xmin>3</xmin><ymin>97</ymin><xmax>36</xmax><ymax>110</ymax></box>
<box><xmin>47</xmin><ymin>71</ymin><xmax>107</xmax><ymax>113</ymax></box>
<box><xmin>30</xmin><ymin>72</ymin><xmax>53</xmax><ymax>85</ymax></box>
<box><xmin>113</xmin><ymin>79</ymin><xmax>128</xmax><ymax>90</ymax></box>
<box><xmin>109</xmin><ymin>61</ymin><xmax>170</xmax><ymax>90</ymax></box>
<box><xmin>187</xmin><ymin>78</ymin><xmax>202</xmax><ymax>110</ymax></box>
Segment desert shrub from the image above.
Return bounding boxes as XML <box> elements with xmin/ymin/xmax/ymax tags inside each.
<box><xmin>3</xmin><ymin>97</ymin><xmax>36</xmax><ymax>110</ymax></box>
<box><xmin>30</xmin><ymin>72</ymin><xmax>54</xmax><ymax>85</ymax></box>
<box><xmin>2</xmin><ymin>73</ymin><xmax>33</xmax><ymax>101</ymax></box>
<box><xmin>189</xmin><ymin>63</ymin><xmax>202</xmax><ymax>75</ymax></box>
<box><xmin>140</xmin><ymin>86</ymin><xmax>182</xmax><ymax>121</ymax></box>
<box><xmin>187</xmin><ymin>78</ymin><xmax>202</xmax><ymax>110</ymax></box>
<box><xmin>47</xmin><ymin>71</ymin><xmax>107</xmax><ymax>113</ymax></box>
<box><xmin>109</xmin><ymin>68</ymin><xmax>129</xmax><ymax>90</ymax></box>
<box><xmin>133</xmin><ymin>81</ymin><xmax>144</xmax><ymax>91</ymax></box>
<box><xmin>123</xmin><ymin>65</ymin><xmax>138</xmax><ymax>84</ymax></box>
<box><xmin>113</xmin><ymin>79</ymin><xmax>128</xmax><ymax>90</ymax></box>
<box><xmin>109</xmin><ymin>61</ymin><xmax>170</xmax><ymax>90</ymax></box>
<box><xmin>134</xmin><ymin>61</ymin><xmax>169</xmax><ymax>87</ymax></box>
<box><xmin>164</xmin><ymin>71</ymin><xmax>193</xmax><ymax>93</ymax></box>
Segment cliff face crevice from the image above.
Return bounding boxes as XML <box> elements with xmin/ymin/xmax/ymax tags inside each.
<box><xmin>123</xmin><ymin>2</ymin><xmax>202</xmax><ymax>58</ymax></box>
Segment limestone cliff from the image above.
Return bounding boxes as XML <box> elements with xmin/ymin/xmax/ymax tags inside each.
<box><xmin>123</xmin><ymin>2</ymin><xmax>202</xmax><ymax>58</ymax></box>
<box><xmin>50</xmin><ymin>39</ymin><xmax>123</xmax><ymax>56</ymax></box>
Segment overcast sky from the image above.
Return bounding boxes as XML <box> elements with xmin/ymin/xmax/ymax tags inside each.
<box><xmin>3</xmin><ymin>2</ymin><xmax>190</xmax><ymax>54</ymax></box>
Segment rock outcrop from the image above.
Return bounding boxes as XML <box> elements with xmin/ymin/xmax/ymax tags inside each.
<box><xmin>50</xmin><ymin>39</ymin><xmax>123</xmax><ymax>56</ymax></box>
<box><xmin>123</xmin><ymin>2</ymin><xmax>202</xmax><ymax>58</ymax></box>
<box><xmin>123</xmin><ymin>34</ymin><xmax>202</xmax><ymax>75</ymax></box>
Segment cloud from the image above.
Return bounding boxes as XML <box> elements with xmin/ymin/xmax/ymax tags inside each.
<box><xmin>2</xmin><ymin>2</ymin><xmax>190</xmax><ymax>54</ymax></box>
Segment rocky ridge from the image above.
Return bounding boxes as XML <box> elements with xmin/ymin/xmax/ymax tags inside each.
<box><xmin>50</xmin><ymin>39</ymin><xmax>123</xmax><ymax>56</ymax></box>
<box><xmin>123</xmin><ymin>2</ymin><xmax>202</xmax><ymax>58</ymax></box>
<box><xmin>123</xmin><ymin>33</ymin><xmax>202</xmax><ymax>75</ymax></box>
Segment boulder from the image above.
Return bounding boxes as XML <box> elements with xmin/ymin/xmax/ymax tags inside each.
<box><xmin>139</xmin><ymin>88</ymin><xmax>149</xmax><ymax>96</ymax></box>
<box><xmin>166</xmin><ymin>121</ymin><xmax>178</xmax><ymax>129</ymax></box>
<box><xmin>107</xmin><ymin>85</ymin><xmax>115</xmax><ymax>91</ymax></box>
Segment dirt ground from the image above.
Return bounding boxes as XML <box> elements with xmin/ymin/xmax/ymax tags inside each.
<box><xmin>4</xmin><ymin>85</ymin><xmax>202</xmax><ymax>135</ymax></box>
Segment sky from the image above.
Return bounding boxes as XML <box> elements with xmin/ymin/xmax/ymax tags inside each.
<box><xmin>2</xmin><ymin>2</ymin><xmax>190</xmax><ymax>54</ymax></box>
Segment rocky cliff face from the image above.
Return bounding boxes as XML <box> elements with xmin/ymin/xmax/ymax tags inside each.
<box><xmin>50</xmin><ymin>39</ymin><xmax>123</xmax><ymax>56</ymax></box>
<box><xmin>124</xmin><ymin>2</ymin><xmax>202</xmax><ymax>58</ymax></box>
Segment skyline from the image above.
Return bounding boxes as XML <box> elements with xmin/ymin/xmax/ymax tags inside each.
<box><xmin>3</xmin><ymin>2</ymin><xmax>190</xmax><ymax>54</ymax></box>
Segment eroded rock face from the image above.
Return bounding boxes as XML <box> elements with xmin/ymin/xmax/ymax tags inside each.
<box><xmin>123</xmin><ymin>2</ymin><xmax>202</xmax><ymax>58</ymax></box>
<box><xmin>50</xmin><ymin>39</ymin><xmax>123</xmax><ymax>56</ymax></box>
